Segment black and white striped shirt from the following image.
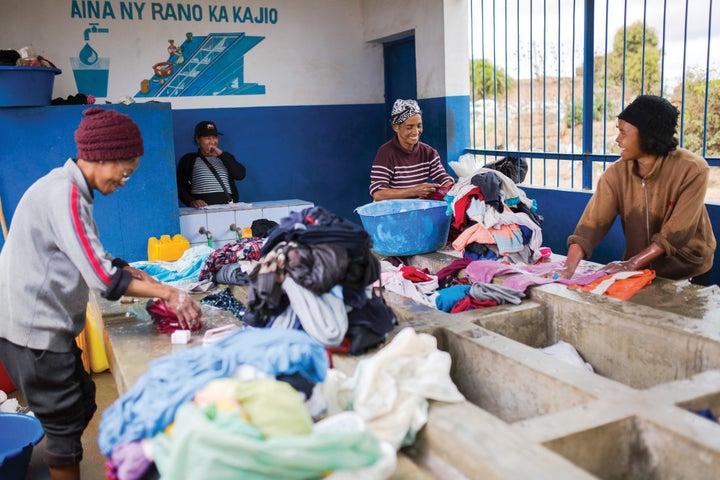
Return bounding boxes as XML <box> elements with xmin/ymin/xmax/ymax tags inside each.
<box><xmin>190</xmin><ymin>155</ymin><xmax>232</xmax><ymax>196</ymax></box>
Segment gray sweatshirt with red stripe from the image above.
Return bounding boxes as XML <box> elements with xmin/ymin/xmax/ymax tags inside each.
<box><xmin>0</xmin><ymin>159</ymin><xmax>132</xmax><ymax>352</ymax></box>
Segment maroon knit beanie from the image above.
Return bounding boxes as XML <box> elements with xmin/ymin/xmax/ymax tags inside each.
<box><xmin>74</xmin><ymin>107</ymin><xmax>144</xmax><ymax>162</ymax></box>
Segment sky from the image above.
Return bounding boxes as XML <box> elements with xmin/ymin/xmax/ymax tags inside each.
<box><xmin>469</xmin><ymin>0</ymin><xmax>720</xmax><ymax>89</ymax></box>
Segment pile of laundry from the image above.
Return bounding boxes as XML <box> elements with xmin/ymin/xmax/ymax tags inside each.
<box><xmin>132</xmin><ymin>207</ymin><xmax>396</xmax><ymax>354</ymax></box>
<box><xmin>380</xmin><ymin>258</ymin><xmax>526</xmax><ymax>313</ymax></box>
<box><xmin>98</xmin><ymin>326</ymin><xmax>465</xmax><ymax>480</ymax></box>
<box><xmin>445</xmin><ymin>163</ymin><xmax>544</xmax><ymax>264</ymax></box>
<box><xmin>242</xmin><ymin>206</ymin><xmax>396</xmax><ymax>355</ymax></box>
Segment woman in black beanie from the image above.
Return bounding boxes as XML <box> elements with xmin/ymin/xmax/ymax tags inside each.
<box><xmin>552</xmin><ymin>95</ymin><xmax>716</xmax><ymax>285</ymax></box>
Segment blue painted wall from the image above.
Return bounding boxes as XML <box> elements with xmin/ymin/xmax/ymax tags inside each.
<box><xmin>525</xmin><ymin>186</ymin><xmax>720</xmax><ymax>286</ymax></box>
<box><xmin>1</xmin><ymin>98</ymin><xmax>466</xmax><ymax>262</ymax></box>
<box><xmin>172</xmin><ymin>104</ymin><xmax>383</xmax><ymax>223</ymax></box>
<box><xmin>425</xmin><ymin>95</ymin><xmax>471</xmax><ymax>167</ymax></box>
<box><xmin>0</xmin><ymin>103</ymin><xmax>179</xmax><ymax>262</ymax></box>
<box><xmin>8</xmin><ymin>99</ymin><xmax>713</xmax><ymax>285</ymax></box>
<box><xmin>171</xmin><ymin>97</ymin><xmax>468</xmax><ymax>225</ymax></box>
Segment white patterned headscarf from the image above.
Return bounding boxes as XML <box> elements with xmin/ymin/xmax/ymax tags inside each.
<box><xmin>390</xmin><ymin>99</ymin><xmax>422</xmax><ymax>125</ymax></box>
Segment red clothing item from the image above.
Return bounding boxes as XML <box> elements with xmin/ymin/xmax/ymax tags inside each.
<box><xmin>146</xmin><ymin>299</ymin><xmax>203</xmax><ymax>333</ymax></box>
<box><xmin>450</xmin><ymin>295</ymin><xmax>497</xmax><ymax>313</ymax></box>
<box><xmin>400</xmin><ymin>265</ymin><xmax>433</xmax><ymax>282</ymax></box>
<box><xmin>451</xmin><ymin>187</ymin><xmax>483</xmax><ymax>230</ymax></box>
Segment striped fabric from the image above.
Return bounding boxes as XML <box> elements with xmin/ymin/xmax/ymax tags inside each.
<box><xmin>190</xmin><ymin>156</ymin><xmax>232</xmax><ymax>195</ymax></box>
<box><xmin>369</xmin><ymin>137</ymin><xmax>453</xmax><ymax>195</ymax></box>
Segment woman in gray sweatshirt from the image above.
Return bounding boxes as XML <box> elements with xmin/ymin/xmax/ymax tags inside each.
<box><xmin>0</xmin><ymin>107</ymin><xmax>202</xmax><ymax>480</ymax></box>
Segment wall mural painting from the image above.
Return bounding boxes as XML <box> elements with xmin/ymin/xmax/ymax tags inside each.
<box><xmin>68</xmin><ymin>2</ymin><xmax>276</xmax><ymax>98</ymax></box>
<box><xmin>136</xmin><ymin>32</ymin><xmax>266</xmax><ymax>97</ymax></box>
<box><xmin>72</xmin><ymin>22</ymin><xmax>111</xmax><ymax>97</ymax></box>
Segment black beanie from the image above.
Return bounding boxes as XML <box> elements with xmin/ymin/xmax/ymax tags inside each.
<box><xmin>617</xmin><ymin>95</ymin><xmax>678</xmax><ymax>141</ymax></box>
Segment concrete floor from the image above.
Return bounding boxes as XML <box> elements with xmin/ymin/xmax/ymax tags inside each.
<box><xmin>8</xmin><ymin>371</ymin><xmax>117</xmax><ymax>480</ymax></box>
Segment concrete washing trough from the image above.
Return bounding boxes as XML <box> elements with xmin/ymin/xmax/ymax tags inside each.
<box><xmin>140</xmin><ymin>250</ymin><xmax>720</xmax><ymax>478</ymax></box>
<box><xmin>328</xmin><ymin>252</ymin><xmax>720</xmax><ymax>479</ymax></box>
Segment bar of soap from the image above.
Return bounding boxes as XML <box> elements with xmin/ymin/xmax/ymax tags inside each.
<box><xmin>171</xmin><ymin>330</ymin><xmax>192</xmax><ymax>344</ymax></box>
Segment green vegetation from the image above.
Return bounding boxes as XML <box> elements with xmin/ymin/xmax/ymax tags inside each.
<box><xmin>603</xmin><ymin>21</ymin><xmax>662</xmax><ymax>97</ymax></box>
<box><xmin>470</xmin><ymin>59</ymin><xmax>515</xmax><ymax>99</ymax></box>
<box><xmin>469</xmin><ymin>21</ymin><xmax>720</xmax><ymax>158</ymax></box>
<box><xmin>565</xmin><ymin>95</ymin><xmax>617</xmax><ymax>128</ymax></box>
<box><xmin>676</xmin><ymin>71</ymin><xmax>720</xmax><ymax>156</ymax></box>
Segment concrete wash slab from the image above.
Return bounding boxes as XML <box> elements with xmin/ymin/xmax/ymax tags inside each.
<box><xmin>100</xmin><ymin>250</ymin><xmax>720</xmax><ymax>479</ymax></box>
<box><xmin>333</xmin><ymin>253</ymin><xmax>720</xmax><ymax>479</ymax></box>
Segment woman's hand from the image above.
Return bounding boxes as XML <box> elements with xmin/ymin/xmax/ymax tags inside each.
<box><xmin>208</xmin><ymin>145</ymin><xmax>224</xmax><ymax>156</ymax></box>
<box><xmin>190</xmin><ymin>199</ymin><xmax>208</xmax><ymax>208</ymax></box>
<box><xmin>412</xmin><ymin>183</ymin><xmax>439</xmax><ymax>198</ymax></box>
<box><xmin>543</xmin><ymin>243</ymin><xmax>585</xmax><ymax>280</ymax></box>
<box><xmin>543</xmin><ymin>264</ymin><xmax>574</xmax><ymax>280</ymax></box>
<box><xmin>166</xmin><ymin>288</ymin><xmax>202</xmax><ymax>330</ymax></box>
<box><xmin>603</xmin><ymin>260</ymin><xmax>635</xmax><ymax>273</ymax></box>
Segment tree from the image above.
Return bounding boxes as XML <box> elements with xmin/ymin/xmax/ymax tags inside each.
<box><xmin>565</xmin><ymin>94</ymin><xmax>617</xmax><ymax>128</ymax></box>
<box><xmin>675</xmin><ymin>70</ymin><xmax>720</xmax><ymax>157</ymax></box>
<box><xmin>470</xmin><ymin>59</ymin><xmax>515</xmax><ymax>99</ymax></box>
<box><xmin>604</xmin><ymin>21</ymin><xmax>662</xmax><ymax>97</ymax></box>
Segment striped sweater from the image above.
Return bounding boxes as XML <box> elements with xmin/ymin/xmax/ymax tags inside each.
<box><xmin>369</xmin><ymin>136</ymin><xmax>454</xmax><ymax>196</ymax></box>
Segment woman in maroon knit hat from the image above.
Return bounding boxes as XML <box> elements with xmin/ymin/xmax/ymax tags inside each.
<box><xmin>0</xmin><ymin>107</ymin><xmax>202</xmax><ymax>480</ymax></box>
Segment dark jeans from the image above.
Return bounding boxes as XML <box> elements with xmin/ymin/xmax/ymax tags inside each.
<box><xmin>0</xmin><ymin>338</ymin><xmax>96</xmax><ymax>467</ymax></box>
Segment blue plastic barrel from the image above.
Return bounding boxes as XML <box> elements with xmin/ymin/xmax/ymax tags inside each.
<box><xmin>0</xmin><ymin>413</ymin><xmax>45</xmax><ymax>480</ymax></box>
<box><xmin>355</xmin><ymin>199</ymin><xmax>451</xmax><ymax>256</ymax></box>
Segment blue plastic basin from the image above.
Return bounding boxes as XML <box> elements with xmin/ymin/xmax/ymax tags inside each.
<box><xmin>0</xmin><ymin>66</ymin><xmax>62</xmax><ymax>107</ymax></box>
<box><xmin>0</xmin><ymin>413</ymin><xmax>45</xmax><ymax>480</ymax></box>
<box><xmin>355</xmin><ymin>199</ymin><xmax>451</xmax><ymax>256</ymax></box>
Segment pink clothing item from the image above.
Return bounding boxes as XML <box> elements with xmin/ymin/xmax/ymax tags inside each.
<box><xmin>146</xmin><ymin>299</ymin><xmax>203</xmax><ymax>333</ymax></box>
<box><xmin>452</xmin><ymin>223</ymin><xmax>496</xmax><ymax>251</ymax></box>
<box><xmin>465</xmin><ymin>260</ymin><xmax>520</xmax><ymax>283</ymax></box>
<box><xmin>465</xmin><ymin>260</ymin><xmax>610</xmax><ymax>293</ymax></box>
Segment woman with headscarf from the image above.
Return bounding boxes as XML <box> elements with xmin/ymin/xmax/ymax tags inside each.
<box><xmin>0</xmin><ymin>108</ymin><xmax>202</xmax><ymax>480</ymax></box>
<box><xmin>552</xmin><ymin>95</ymin><xmax>716</xmax><ymax>285</ymax></box>
<box><xmin>369</xmin><ymin>99</ymin><xmax>455</xmax><ymax>201</ymax></box>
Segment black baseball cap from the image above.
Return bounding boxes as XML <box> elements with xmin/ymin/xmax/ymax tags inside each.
<box><xmin>194</xmin><ymin>121</ymin><xmax>222</xmax><ymax>137</ymax></box>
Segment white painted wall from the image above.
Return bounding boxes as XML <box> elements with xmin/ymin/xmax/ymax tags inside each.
<box><xmin>1</xmin><ymin>0</ymin><xmax>468</xmax><ymax>108</ymax></box>
<box><xmin>361</xmin><ymin>0</ymin><xmax>469</xmax><ymax>99</ymax></box>
<box><xmin>1</xmin><ymin>0</ymin><xmax>385</xmax><ymax>108</ymax></box>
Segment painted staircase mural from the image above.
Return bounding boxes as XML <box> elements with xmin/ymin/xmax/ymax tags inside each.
<box><xmin>136</xmin><ymin>32</ymin><xmax>265</xmax><ymax>97</ymax></box>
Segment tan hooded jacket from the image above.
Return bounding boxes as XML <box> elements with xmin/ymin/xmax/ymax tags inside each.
<box><xmin>568</xmin><ymin>148</ymin><xmax>716</xmax><ymax>280</ymax></box>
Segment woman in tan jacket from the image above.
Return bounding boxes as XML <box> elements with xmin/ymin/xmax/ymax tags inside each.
<box><xmin>554</xmin><ymin>95</ymin><xmax>716</xmax><ymax>285</ymax></box>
